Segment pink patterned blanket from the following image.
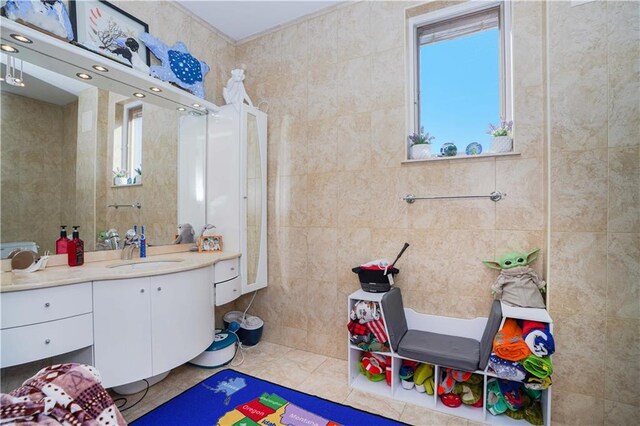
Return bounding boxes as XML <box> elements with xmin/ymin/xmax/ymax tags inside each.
<box><xmin>0</xmin><ymin>363</ymin><xmax>126</xmax><ymax>425</ymax></box>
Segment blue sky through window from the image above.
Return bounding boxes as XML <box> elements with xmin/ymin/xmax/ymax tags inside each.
<box><xmin>419</xmin><ymin>28</ymin><xmax>499</xmax><ymax>155</ymax></box>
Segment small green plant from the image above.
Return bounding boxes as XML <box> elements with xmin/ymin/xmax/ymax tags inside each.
<box><xmin>408</xmin><ymin>127</ymin><xmax>435</xmax><ymax>145</ymax></box>
<box><xmin>487</xmin><ymin>119</ymin><xmax>513</xmax><ymax>137</ymax></box>
<box><xmin>113</xmin><ymin>168</ymin><xmax>127</xmax><ymax>178</ymax></box>
<box><xmin>135</xmin><ymin>167</ymin><xmax>142</xmax><ymax>176</ymax></box>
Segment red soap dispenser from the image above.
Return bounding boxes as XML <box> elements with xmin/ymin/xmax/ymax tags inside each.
<box><xmin>56</xmin><ymin>225</ymin><xmax>69</xmax><ymax>254</ymax></box>
<box><xmin>68</xmin><ymin>226</ymin><xmax>84</xmax><ymax>267</ymax></box>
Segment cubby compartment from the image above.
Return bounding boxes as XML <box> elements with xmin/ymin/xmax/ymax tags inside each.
<box><xmin>347</xmin><ymin>290</ymin><xmax>554</xmax><ymax>425</ymax></box>
<box><xmin>348</xmin><ymin>347</ymin><xmax>392</xmax><ymax>398</ymax></box>
<box><xmin>392</xmin><ymin>357</ymin><xmax>437</xmax><ymax>410</ymax></box>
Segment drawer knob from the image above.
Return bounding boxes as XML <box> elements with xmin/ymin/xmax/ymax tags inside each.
<box><xmin>230</xmin><ymin>267</ymin><xmax>235</xmax><ymax>271</ymax></box>
<box><xmin>140</xmin><ymin>289</ymin><xmax>145</xmax><ymax>293</ymax></box>
<box><xmin>233</xmin><ymin>289</ymin><xmax>237</xmax><ymax>292</ymax></box>
<box><xmin>45</xmin><ymin>339</ymin><xmax>51</xmax><ymax>344</ymax></box>
<box><xmin>44</xmin><ymin>302</ymin><xmax>50</xmax><ymax>308</ymax></box>
<box><xmin>157</xmin><ymin>287</ymin><xmax>162</xmax><ymax>291</ymax></box>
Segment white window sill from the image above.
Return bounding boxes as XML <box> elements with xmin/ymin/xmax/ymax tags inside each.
<box><xmin>111</xmin><ymin>183</ymin><xmax>143</xmax><ymax>188</ymax></box>
<box><xmin>402</xmin><ymin>151</ymin><xmax>520</xmax><ymax>164</ymax></box>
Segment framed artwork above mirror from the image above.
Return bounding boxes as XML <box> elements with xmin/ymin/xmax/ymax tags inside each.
<box><xmin>69</xmin><ymin>0</ymin><xmax>150</xmax><ymax>69</ymax></box>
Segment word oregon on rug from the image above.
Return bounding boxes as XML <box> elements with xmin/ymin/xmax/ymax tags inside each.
<box><xmin>131</xmin><ymin>369</ymin><xmax>406</xmax><ymax>426</ymax></box>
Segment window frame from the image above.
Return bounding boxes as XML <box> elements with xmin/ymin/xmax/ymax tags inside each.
<box><xmin>121</xmin><ymin>101</ymin><xmax>143</xmax><ymax>175</ymax></box>
<box><xmin>405</xmin><ymin>1</ymin><xmax>513</xmax><ymax>160</ymax></box>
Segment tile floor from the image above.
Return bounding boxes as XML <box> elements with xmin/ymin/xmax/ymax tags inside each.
<box><xmin>113</xmin><ymin>341</ymin><xmax>481</xmax><ymax>425</ymax></box>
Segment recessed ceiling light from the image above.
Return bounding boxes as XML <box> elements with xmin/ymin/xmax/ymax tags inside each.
<box><xmin>92</xmin><ymin>65</ymin><xmax>109</xmax><ymax>72</ymax></box>
<box><xmin>177</xmin><ymin>107</ymin><xmax>186</xmax><ymax>111</ymax></box>
<box><xmin>76</xmin><ymin>72</ymin><xmax>92</xmax><ymax>80</ymax></box>
<box><xmin>10</xmin><ymin>34</ymin><xmax>32</xmax><ymax>44</ymax></box>
<box><xmin>133</xmin><ymin>92</ymin><xmax>145</xmax><ymax>98</ymax></box>
<box><xmin>192</xmin><ymin>103</ymin><xmax>201</xmax><ymax>108</ymax></box>
<box><xmin>150</xmin><ymin>87</ymin><xmax>162</xmax><ymax>92</ymax></box>
<box><xmin>0</xmin><ymin>44</ymin><xmax>19</xmax><ymax>53</ymax></box>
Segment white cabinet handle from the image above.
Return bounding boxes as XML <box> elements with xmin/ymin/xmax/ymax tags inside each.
<box><xmin>44</xmin><ymin>302</ymin><xmax>50</xmax><ymax>308</ymax></box>
<box><xmin>45</xmin><ymin>339</ymin><xmax>51</xmax><ymax>344</ymax></box>
<box><xmin>140</xmin><ymin>289</ymin><xmax>145</xmax><ymax>293</ymax></box>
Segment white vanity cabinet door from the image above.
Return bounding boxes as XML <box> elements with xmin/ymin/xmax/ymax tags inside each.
<box><xmin>150</xmin><ymin>266</ymin><xmax>214</xmax><ymax>374</ymax></box>
<box><xmin>92</xmin><ymin>277</ymin><xmax>152</xmax><ymax>389</ymax></box>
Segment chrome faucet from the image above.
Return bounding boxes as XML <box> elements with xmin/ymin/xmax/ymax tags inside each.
<box><xmin>121</xmin><ymin>229</ymin><xmax>140</xmax><ymax>260</ymax></box>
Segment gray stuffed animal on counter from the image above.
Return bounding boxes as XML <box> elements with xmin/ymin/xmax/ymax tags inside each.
<box><xmin>173</xmin><ymin>223</ymin><xmax>195</xmax><ymax>244</ymax></box>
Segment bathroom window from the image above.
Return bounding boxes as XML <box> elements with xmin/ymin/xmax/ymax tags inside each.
<box><xmin>113</xmin><ymin>101</ymin><xmax>143</xmax><ymax>183</ymax></box>
<box><xmin>406</xmin><ymin>2</ymin><xmax>512</xmax><ymax>159</ymax></box>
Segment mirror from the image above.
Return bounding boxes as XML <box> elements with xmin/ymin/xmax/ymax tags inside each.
<box><xmin>0</xmin><ymin>55</ymin><xmax>206</xmax><ymax>257</ymax></box>
<box><xmin>246</xmin><ymin>113</ymin><xmax>261</xmax><ymax>285</ymax></box>
<box><xmin>241</xmin><ymin>105</ymin><xmax>267</xmax><ymax>293</ymax></box>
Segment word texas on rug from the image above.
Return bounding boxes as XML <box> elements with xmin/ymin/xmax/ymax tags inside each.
<box><xmin>131</xmin><ymin>369</ymin><xmax>405</xmax><ymax>426</ymax></box>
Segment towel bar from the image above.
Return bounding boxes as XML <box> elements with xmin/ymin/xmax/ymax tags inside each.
<box><xmin>401</xmin><ymin>191</ymin><xmax>506</xmax><ymax>204</ymax></box>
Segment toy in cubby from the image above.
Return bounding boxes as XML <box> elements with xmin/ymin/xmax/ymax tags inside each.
<box><xmin>436</xmin><ymin>369</ymin><xmax>484</xmax><ymax>409</ymax></box>
<box><xmin>398</xmin><ymin>360</ymin><xmax>435</xmax><ymax>394</ymax></box>
<box><xmin>347</xmin><ymin>300</ymin><xmax>390</xmax><ymax>352</ymax></box>
<box><xmin>359</xmin><ymin>352</ymin><xmax>391</xmax><ymax>386</ymax></box>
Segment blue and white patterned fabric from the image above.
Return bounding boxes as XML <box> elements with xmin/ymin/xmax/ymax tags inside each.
<box><xmin>138</xmin><ymin>32</ymin><xmax>209</xmax><ymax>99</ymax></box>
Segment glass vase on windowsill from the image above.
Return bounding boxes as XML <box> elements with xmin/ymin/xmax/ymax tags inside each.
<box><xmin>408</xmin><ymin>128</ymin><xmax>435</xmax><ymax>160</ymax></box>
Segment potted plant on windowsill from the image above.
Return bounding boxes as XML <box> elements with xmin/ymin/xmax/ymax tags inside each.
<box><xmin>134</xmin><ymin>167</ymin><xmax>142</xmax><ymax>184</ymax></box>
<box><xmin>487</xmin><ymin>119</ymin><xmax>513</xmax><ymax>153</ymax></box>
<box><xmin>113</xmin><ymin>168</ymin><xmax>128</xmax><ymax>186</ymax></box>
<box><xmin>408</xmin><ymin>128</ymin><xmax>435</xmax><ymax>160</ymax></box>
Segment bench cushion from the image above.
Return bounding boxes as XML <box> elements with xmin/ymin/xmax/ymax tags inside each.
<box><xmin>381</xmin><ymin>288</ymin><xmax>408</xmax><ymax>352</ymax></box>
<box><xmin>397</xmin><ymin>329</ymin><xmax>481</xmax><ymax>372</ymax></box>
<box><xmin>479</xmin><ymin>300</ymin><xmax>503</xmax><ymax>369</ymax></box>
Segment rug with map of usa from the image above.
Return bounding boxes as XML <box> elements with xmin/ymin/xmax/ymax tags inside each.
<box><xmin>131</xmin><ymin>369</ymin><xmax>405</xmax><ymax>426</ymax></box>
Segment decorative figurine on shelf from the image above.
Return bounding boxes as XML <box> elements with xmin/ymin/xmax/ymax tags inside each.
<box><xmin>138</xmin><ymin>32</ymin><xmax>209</xmax><ymax>99</ymax></box>
<box><xmin>223</xmin><ymin>68</ymin><xmax>253</xmax><ymax>111</ymax></box>
<box><xmin>3</xmin><ymin>0</ymin><xmax>74</xmax><ymax>41</ymax></box>
<box><xmin>114</xmin><ymin>37</ymin><xmax>149</xmax><ymax>74</ymax></box>
<box><xmin>483</xmin><ymin>248</ymin><xmax>546</xmax><ymax>308</ymax></box>
<box><xmin>173</xmin><ymin>223</ymin><xmax>195</xmax><ymax>244</ymax></box>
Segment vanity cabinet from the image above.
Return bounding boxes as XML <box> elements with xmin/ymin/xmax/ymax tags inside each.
<box><xmin>93</xmin><ymin>266</ymin><xmax>214</xmax><ymax>388</ymax></box>
<box><xmin>0</xmin><ymin>282</ymin><xmax>93</xmax><ymax>368</ymax></box>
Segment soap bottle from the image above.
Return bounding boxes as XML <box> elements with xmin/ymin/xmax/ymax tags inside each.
<box><xmin>67</xmin><ymin>226</ymin><xmax>84</xmax><ymax>267</ymax></box>
<box><xmin>140</xmin><ymin>225</ymin><xmax>146</xmax><ymax>258</ymax></box>
<box><xmin>56</xmin><ymin>225</ymin><xmax>69</xmax><ymax>254</ymax></box>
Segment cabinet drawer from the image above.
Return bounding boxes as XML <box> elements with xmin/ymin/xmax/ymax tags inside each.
<box><xmin>214</xmin><ymin>258</ymin><xmax>239</xmax><ymax>283</ymax></box>
<box><xmin>1</xmin><ymin>283</ymin><xmax>92</xmax><ymax>329</ymax></box>
<box><xmin>215</xmin><ymin>276</ymin><xmax>241</xmax><ymax>306</ymax></box>
<box><xmin>0</xmin><ymin>313</ymin><xmax>93</xmax><ymax>368</ymax></box>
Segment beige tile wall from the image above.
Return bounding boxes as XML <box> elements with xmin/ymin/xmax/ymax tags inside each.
<box><xmin>0</xmin><ymin>93</ymin><xmax>73</xmax><ymax>254</ymax></box>
<box><xmin>234</xmin><ymin>0</ymin><xmax>547</xmax><ymax>359</ymax></box>
<box><xmin>548</xmin><ymin>1</ymin><xmax>639</xmax><ymax>424</ymax></box>
<box><xmin>231</xmin><ymin>0</ymin><xmax>639</xmax><ymax>423</ymax></box>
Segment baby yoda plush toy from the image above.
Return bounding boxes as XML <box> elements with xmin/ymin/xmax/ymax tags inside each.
<box><xmin>483</xmin><ymin>249</ymin><xmax>546</xmax><ymax>308</ymax></box>
<box><xmin>173</xmin><ymin>224</ymin><xmax>195</xmax><ymax>244</ymax></box>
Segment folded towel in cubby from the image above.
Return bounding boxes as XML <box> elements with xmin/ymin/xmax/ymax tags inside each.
<box><xmin>522</xmin><ymin>354</ymin><xmax>553</xmax><ymax>379</ymax></box>
<box><xmin>522</xmin><ymin>321</ymin><xmax>555</xmax><ymax>357</ymax></box>
<box><xmin>493</xmin><ymin>319</ymin><xmax>532</xmax><ymax>361</ymax></box>
<box><xmin>489</xmin><ymin>353</ymin><xmax>527</xmax><ymax>381</ymax></box>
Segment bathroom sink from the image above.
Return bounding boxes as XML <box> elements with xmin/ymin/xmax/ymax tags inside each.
<box><xmin>107</xmin><ymin>259</ymin><xmax>184</xmax><ymax>271</ymax></box>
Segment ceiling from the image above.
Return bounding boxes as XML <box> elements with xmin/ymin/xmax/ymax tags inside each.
<box><xmin>176</xmin><ymin>1</ymin><xmax>341</xmax><ymax>42</ymax></box>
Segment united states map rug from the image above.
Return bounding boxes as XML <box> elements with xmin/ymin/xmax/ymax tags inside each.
<box><xmin>131</xmin><ymin>369</ymin><xmax>407</xmax><ymax>426</ymax></box>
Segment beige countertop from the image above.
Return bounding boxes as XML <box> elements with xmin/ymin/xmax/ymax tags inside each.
<box><xmin>0</xmin><ymin>250</ymin><xmax>240</xmax><ymax>292</ymax></box>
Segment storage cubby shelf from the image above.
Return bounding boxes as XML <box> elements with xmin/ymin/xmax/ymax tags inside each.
<box><xmin>347</xmin><ymin>290</ymin><xmax>553</xmax><ymax>425</ymax></box>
